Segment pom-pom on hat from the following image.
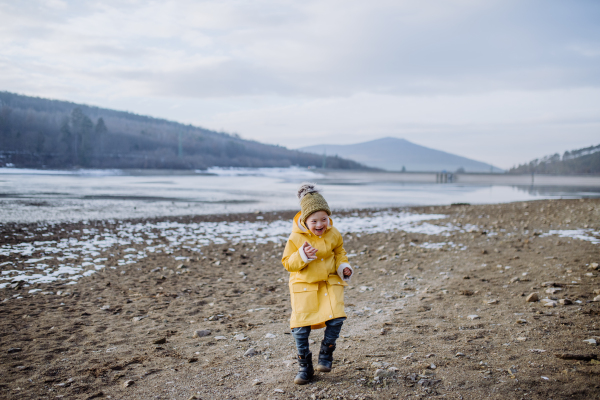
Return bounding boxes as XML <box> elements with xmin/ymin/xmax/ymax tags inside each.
<box><xmin>297</xmin><ymin>182</ymin><xmax>331</xmax><ymax>226</ymax></box>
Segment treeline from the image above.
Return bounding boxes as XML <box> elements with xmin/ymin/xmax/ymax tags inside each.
<box><xmin>509</xmin><ymin>143</ymin><xmax>600</xmax><ymax>174</ymax></box>
<box><xmin>0</xmin><ymin>92</ymin><xmax>368</xmax><ymax>170</ymax></box>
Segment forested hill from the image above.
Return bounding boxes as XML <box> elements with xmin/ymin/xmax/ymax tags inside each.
<box><xmin>0</xmin><ymin>92</ymin><xmax>367</xmax><ymax>170</ymax></box>
<box><xmin>509</xmin><ymin>143</ymin><xmax>600</xmax><ymax>175</ymax></box>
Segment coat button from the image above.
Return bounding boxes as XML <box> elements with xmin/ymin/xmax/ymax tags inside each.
<box><xmin>319</xmin><ymin>236</ymin><xmax>321</xmax><ymax>238</ymax></box>
<box><xmin>321</xmin><ymin>258</ymin><xmax>323</xmax><ymax>261</ymax></box>
<box><xmin>324</xmin><ymin>293</ymin><xmax>328</xmax><ymax>296</ymax></box>
<box><xmin>329</xmin><ymin>315</ymin><xmax>332</xmax><ymax>318</ymax></box>
<box><xmin>303</xmin><ymin>288</ymin><xmax>307</xmax><ymax>291</ymax></box>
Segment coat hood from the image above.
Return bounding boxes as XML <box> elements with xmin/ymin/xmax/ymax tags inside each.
<box><xmin>292</xmin><ymin>211</ymin><xmax>333</xmax><ymax>234</ymax></box>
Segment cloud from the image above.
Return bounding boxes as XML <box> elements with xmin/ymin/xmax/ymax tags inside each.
<box><xmin>194</xmin><ymin>88</ymin><xmax>600</xmax><ymax>167</ymax></box>
<box><xmin>0</xmin><ymin>0</ymin><xmax>599</xmax><ymax>167</ymax></box>
<box><xmin>2</xmin><ymin>0</ymin><xmax>600</xmax><ymax>99</ymax></box>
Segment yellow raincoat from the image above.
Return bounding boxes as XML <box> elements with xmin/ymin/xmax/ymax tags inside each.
<box><xmin>281</xmin><ymin>211</ymin><xmax>351</xmax><ymax>329</ymax></box>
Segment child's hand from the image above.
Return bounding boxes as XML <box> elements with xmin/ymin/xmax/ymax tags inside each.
<box><xmin>343</xmin><ymin>267</ymin><xmax>352</xmax><ymax>277</ymax></box>
<box><xmin>302</xmin><ymin>242</ymin><xmax>317</xmax><ymax>260</ymax></box>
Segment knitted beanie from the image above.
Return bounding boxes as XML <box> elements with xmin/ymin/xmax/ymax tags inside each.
<box><xmin>297</xmin><ymin>183</ymin><xmax>331</xmax><ymax>226</ymax></box>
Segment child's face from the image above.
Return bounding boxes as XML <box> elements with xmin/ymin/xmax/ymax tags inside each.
<box><xmin>305</xmin><ymin>210</ymin><xmax>329</xmax><ymax>236</ymax></box>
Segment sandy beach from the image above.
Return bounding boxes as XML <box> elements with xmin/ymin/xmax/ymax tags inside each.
<box><xmin>1</xmin><ymin>199</ymin><xmax>599</xmax><ymax>399</ymax></box>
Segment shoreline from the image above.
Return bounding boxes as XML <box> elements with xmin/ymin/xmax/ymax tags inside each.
<box><xmin>2</xmin><ymin>166</ymin><xmax>600</xmax><ymax>182</ymax></box>
<box><xmin>319</xmin><ymin>169</ymin><xmax>600</xmax><ymax>187</ymax></box>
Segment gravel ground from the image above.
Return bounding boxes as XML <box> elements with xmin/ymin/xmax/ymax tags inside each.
<box><xmin>0</xmin><ymin>198</ymin><xmax>599</xmax><ymax>400</ymax></box>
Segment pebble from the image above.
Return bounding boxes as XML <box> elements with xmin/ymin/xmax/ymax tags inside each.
<box><xmin>193</xmin><ymin>330</ymin><xmax>211</xmax><ymax>338</ymax></box>
<box><xmin>467</xmin><ymin>315</ymin><xmax>480</xmax><ymax>320</ymax></box>
<box><xmin>7</xmin><ymin>348</ymin><xmax>22</xmax><ymax>354</ymax></box>
<box><xmin>123</xmin><ymin>380</ymin><xmax>134</xmax><ymax>387</ymax></box>
<box><xmin>265</xmin><ymin>333</ymin><xmax>276</xmax><ymax>339</ymax></box>
<box><xmin>153</xmin><ymin>338</ymin><xmax>166</xmax><ymax>345</ymax></box>
<box><xmin>485</xmin><ymin>299</ymin><xmax>499</xmax><ymax>305</ymax></box>
<box><xmin>516</xmin><ymin>337</ymin><xmax>527</xmax><ymax>341</ymax></box>
<box><xmin>252</xmin><ymin>379</ymin><xmax>262</xmax><ymax>385</ymax></box>
<box><xmin>525</xmin><ymin>293</ymin><xmax>539</xmax><ymax>302</ymax></box>
<box><xmin>545</xmin><ymin>287</ymin><xmax>562</xmax><ymax>294</ymax></box>
<box><xmin>510</xmin><ymin>277</ymin><xmax>520</xmax><ymax>283</ymax></box>
<box><xmin>215</xmin><ymin>336</ymin><xmax>227</xmax><ymax>340</ymax></box>
<box><xmin>558</xmin><ymin>299</ymin><xmax>572</xmax><ymax>305</ymax></box>
<box><xmin>273</xmin><ymin>388</ymin><xmax>284</xmax><ymax>393</ymax></box>
<box><xmin>234</xmin><ymin>334</ymin><xmax>248</xmax><ymax>341</ymax></box>
<box><xmin>100</xmin><ymin>305</ymin><xmax>110</xmax><ymax>310</ymax></box>
<box><xmin>583</xmin><ymin>339</ymin><xmax>597</xmax><ymax>345</ymax></box>
<box><xmin>177</xmin><ymin>264</ymin><xmax>187</xmax><ymax>269</ymax></box>
<box><xmin>589</xmin><ymin>263</ymin><xmax>599</xmax><ymax>270</ymax></box>
<box><xmin>593</xmin><ymin>295</ymin><xmax>600</xmax><ymax>302</ymax></box>
<box><xmin>244</xmin><ymin>348</ymin><xmax>259</xmax><ymax>357</ymax></box>
<box><xmin>540</xmin><ymin>299</ymin><xmax>557</xmax><ymax>307</ymax></box>
<box><xmin>593</xmin><ymin>289</ymin><xmax>600</xmax><ymax>295</ymax></box>
<box><xmin>455</xmin><ymin>352</ymin><xmax>465</xmax><ymax>357</ymax></box>
<box><xmin>516</xmin><ymin>319</ymin><xmax>527</xmax><ymax>324</ymax></box>
<box><xmin>132</xmin><ymin>316</ymin><xmax>147</xmax><ymax>322</ymax></box>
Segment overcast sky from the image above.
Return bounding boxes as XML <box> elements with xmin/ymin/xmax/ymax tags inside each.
<box><xmin>1</xmin><ymin>0</ymin><xmax>599</xmax><ymax>169</ymax></box>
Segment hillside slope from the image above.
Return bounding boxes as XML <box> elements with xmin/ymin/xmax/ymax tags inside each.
<box><xmin>509</xmin><ymin>144</ymin><xmax>600</xmax><ymax>175</ymax></box>
<box><xmin>0</xmin><ymin>92</ymin><xmax>367</xmax><ymax>170</ymax></box>
<box><xmin>300</xmin><ymin>137</ymin><xmax>502</xmax><ymax>172</ymax></box>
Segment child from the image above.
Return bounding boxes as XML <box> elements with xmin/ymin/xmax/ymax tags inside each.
<box><xmin>281</xmin><ymin>183</ymin><xmax>354</xmax><ymax>385</ymax></box>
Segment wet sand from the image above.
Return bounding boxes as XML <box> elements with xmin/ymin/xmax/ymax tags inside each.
<box><xmin>1</xmin><ymin>199</ymin><xmax>599</xmax><ymax>400</ymax></box>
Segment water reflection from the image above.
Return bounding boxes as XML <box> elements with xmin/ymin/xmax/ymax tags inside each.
<box><xmin>513</xmin><ymin>185</ymin><xmax>600</xmax><ymax>197</ymax></box>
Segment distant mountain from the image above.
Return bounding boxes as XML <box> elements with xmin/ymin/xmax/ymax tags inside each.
<box><xmin>300</xmin><ymin>137</ymin><xmax>502</xmax><ymax>173</ymax></box>
<box><xmin>0</xmin><ymin>91</ymin><xmax>368</xmax><ymax>170</ymax></box>
<box><xmin>509</xmin><ymin>143</ymin><xmax>600</xmax><ymax>175</ymax></box>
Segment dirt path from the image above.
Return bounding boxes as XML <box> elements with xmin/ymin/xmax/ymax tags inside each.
<box><xmin>1</xmin><ymin>199</ymin><xmax>599</xmax><ymax>399</ymax></box>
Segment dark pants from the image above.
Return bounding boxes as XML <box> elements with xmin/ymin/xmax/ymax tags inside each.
<box><xmin>291</xmin><ymin>317</ymin><xmax>345</xmax><ymax>355</ymax></box>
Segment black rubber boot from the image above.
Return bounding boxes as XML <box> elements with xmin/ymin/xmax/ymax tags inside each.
<box><xmin>316</xmin><ymin>341</ymin><xmax>336</xmax><ymax>372</ymax></box>
<box><xmin>294</xmin><ymin>352</ymin><xmax>314</xmax><ymax>385</ymax></box>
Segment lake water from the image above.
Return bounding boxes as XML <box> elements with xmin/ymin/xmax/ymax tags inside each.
<box><xmin>1</xmin><ymin>167</ymin><xmax>599</xmax><ymax>224</ymax></box>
